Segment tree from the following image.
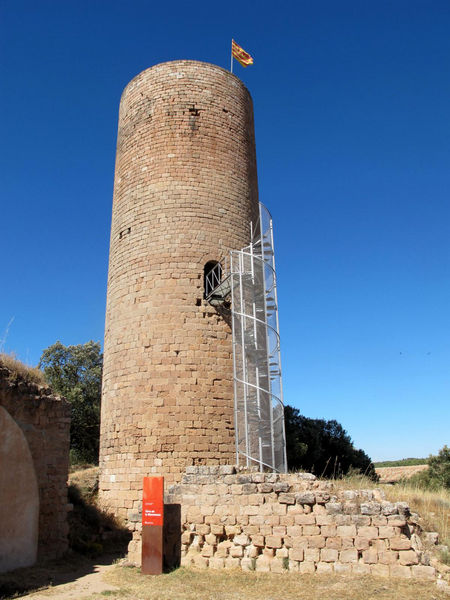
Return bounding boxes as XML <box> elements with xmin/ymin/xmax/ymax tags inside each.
<box><xmin>39</xmin><ymin>341</ymin><xmax>103</xmax><ymax>464</ymax></box>
<box><xmin>284</xmin><ymin>405</ymin><xmax>377</xmax><ymax>480</ymax></box>
<box><xmin>428</xmin><ymin>445</ymin><xmax>450</xmax><ymax>489</ymax></box>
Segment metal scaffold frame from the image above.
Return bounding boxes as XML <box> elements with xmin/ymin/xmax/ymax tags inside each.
<box><xmin>205</xmin><ymin>203</ymin><xmax>287</xmax><ymax>473</ymax></box>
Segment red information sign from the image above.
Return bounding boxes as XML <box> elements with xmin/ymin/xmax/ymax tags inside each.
<box><xmin>142</xmin><ymin>476</ymin><xmax>164</xmax><ymax>527</ymax></box>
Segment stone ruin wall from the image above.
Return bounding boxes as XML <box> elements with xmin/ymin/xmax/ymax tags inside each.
<box><xmin>0</xmin><ymin>364</ymin><xmax>70</xmax><ymax>567</ymax></box>
<box><xmin>128</xmin><ymin>466</ymin><xmax>438</xmax><ymax>581</ymax></box>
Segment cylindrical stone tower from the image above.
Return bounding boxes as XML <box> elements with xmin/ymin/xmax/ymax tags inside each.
<box><xmin>99</xmin><ymin>60</ymin><xmax>259</xmax><ymax>520</ymax></box>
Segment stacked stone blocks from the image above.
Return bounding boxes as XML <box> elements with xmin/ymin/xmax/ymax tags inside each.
<box><xmin>162</xmin><ymin>466</ymin><xmax>436</xmax><ymax>580</ymax></box>
<box><xmin>100</xmin><ymin>61</ymin><xmax>259</xmax><ymax>519</ymax></box>
<box><xmin>0</xmin><ymin>364</ymin><xmax>70</xmax><ymax>560</ymax></box>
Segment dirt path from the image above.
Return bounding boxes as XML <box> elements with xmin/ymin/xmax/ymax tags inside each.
<box><xmin>22</xmin><ymin>557</ymin><xmax>119</xmax><ymax>599</ymax></box>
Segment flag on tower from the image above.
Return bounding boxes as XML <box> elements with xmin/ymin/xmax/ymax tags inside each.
<box><xmin>231</xmin><ymin>40</ymin><xmax>254</xmax><ymax>68</ymax></box>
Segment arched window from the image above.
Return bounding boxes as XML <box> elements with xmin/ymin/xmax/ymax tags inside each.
<box><xmin>204</xmin><ymin>261</ymin><xmax>222</xmax><ymax>299</ymax></box>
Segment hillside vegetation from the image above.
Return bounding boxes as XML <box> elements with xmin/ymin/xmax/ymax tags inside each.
<box><xmin>374</xmin><ymin>458</ymin><xmax>428</xmax><ymax>467</ymax></box>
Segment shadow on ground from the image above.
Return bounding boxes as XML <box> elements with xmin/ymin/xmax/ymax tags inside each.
<box><xmin>0</xmin><ymin>482</ymin><xmax>132</xmax><ymax>599</ymax></box>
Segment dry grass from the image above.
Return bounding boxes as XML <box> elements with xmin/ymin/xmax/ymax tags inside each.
<box><xmin>69</xmin><ymin>466</ymin><xmax>99</xmax><ymax>496</ymax></box>
<box><xmin>376</xmin><ymin>464</ymin><xmax>429</xmax><ymax>483</ymax></box>
<box><xmin>89</xmin><ymin>565</ymin><xmax>447</xmax><ymax>600</ymax></box>
<box><xmin>0</xmin><ymin>352</ymin><xmax>46</xmax><ymax>386</ymax></box>
<box><xmin>384</xmin><ymin>481</ymin><xmax>450</xmax><ymax>551</ymax></box>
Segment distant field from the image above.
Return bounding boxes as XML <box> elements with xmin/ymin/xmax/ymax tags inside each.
<box><xmin>376</xmin><ymin>464</ymin><xmax>428</xmax><ymax>483</ymax></box>
<box><xmin>374</xmin><ymin>458</ymin><xmax>427</xmax><ymax>467</ymax></box>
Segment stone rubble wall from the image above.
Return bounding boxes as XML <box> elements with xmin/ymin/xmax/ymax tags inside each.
<box><xmin>157</xmin><ymin>466</ymin><xmax>436</xmax><ymax>580</ymax></box>
<box><xmin>0</xmin><ymin>365</ymin><xmax>71</xmax><ymax>560</ymax></box>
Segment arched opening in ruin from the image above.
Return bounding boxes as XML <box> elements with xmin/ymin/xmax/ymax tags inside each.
<box><xmin>0</xmin><ymin>406</ymin><xmax>39</xmax><ymax>573</ymax></box>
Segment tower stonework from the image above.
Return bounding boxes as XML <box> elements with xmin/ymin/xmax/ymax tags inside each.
<box><xmin>99</xmin><ymin>61</ymin><xmax>259</xmax><ymax>520</ymax></box>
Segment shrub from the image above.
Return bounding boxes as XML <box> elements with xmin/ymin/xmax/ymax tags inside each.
<box><xmin>428</xmin><ymin>445</ymin><xmax>450</xmax><ymax>489</ymax></box>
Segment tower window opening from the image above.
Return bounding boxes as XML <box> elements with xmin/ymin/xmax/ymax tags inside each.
<box><xmin>204</xmin><ymin>261</ymin><xmax>222</xmax><ymax>299</ymax></box>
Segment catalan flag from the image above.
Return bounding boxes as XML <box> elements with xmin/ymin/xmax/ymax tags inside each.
<box><xmin>231</xmin><ymin>39</ymin><xmax>254</xmax><ymax>68</ymax></box>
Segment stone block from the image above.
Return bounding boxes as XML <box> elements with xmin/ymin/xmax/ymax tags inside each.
<box><xmin>352</xmin><ymin>563</ymin><xmax>371</xmax><ymax>575</ymax></box>
<box><xmin>270</xmin><ymin>558</ymin><xmax>287</xmax><ymax>573</ymax></box>
<box><xmin>360</xmin><ymin>502</ymin><xmax>381</xmax><ymax>515</ymax></box>
<box><xmin>305</xmin><ymin>548</ymin><xmax>320</xmax><ymax>562</ymax></box>
<box><xmin>288</xmin><ymin>560</ymin><xmax>300</xmax><ymax>572</ymax></box>
<box><xmin>275</xmin><ymin>547</ymin><xmax>289</xmax><ymax>559</ymax></box>
<box><xmin>357</xmin><ymin>526</ymin><xmax>378</xmax><ymax>539</ymax></box>
<box><xmin>299</xmin><ymin>561</ymin><xmax>316</xmax><ymax>574</ymax></box>
<box><xmin>362</xmin><ymin>548</ymin><xmax>378</xmax><ymax>564</ymax></box>
<box><xmin>354</xmin><ymin>536</ymin><xmax>370</xmax><ymax>550</ymax></box>
<box><xmin>234</xmin><ymin>534</ymin><xmax>250</xmax><ymax>546</ymax></box>
<box><xmin>193</xmin><ymin>555</ymin><xmax>209</xmax><ymax>569</ymax></box>
<box><xmin>390</xmin><ymin>537</ymin><xmax>412</xmax><ymax>551</ymax></box>
<box><xmin>289</xmin><ymin>547</ymin><xmax>304</xmax><ymax>561</ymax></box>
<box><xmin>387</xmin><ymin>515</ymin><xmax>406</xmax><ymax>527</ymax></box>
<box><xmin>211</xmin><ymin>524</ymin><xmax>225</xmax><ymax>536</ymax></box>
<box><xmin>341</xmin><ymin>536</ymin><xmax>356</xmax><ymax>549</ymax></box>
<box><xmin>295</xmin><ymin>514</ymin><xmax>316</xmax><ymax>525</ymax></box>
<box><xmin>321</xmin><ymin>548</ymin><xmax>339</xmax><ymax>562</ymax></box>
<box><xmin>315</xmin><ymin>492</ymin><xmax>330</xmax><ymax>504</ymax></box>
<box><xmin>390</xmin><ymin>564</ymin><xmax>412</xmax><ymax>578</ymax></box>
<box><xmin>241</xmin><ymin>557</ymin><xmax>255</xmax><ymax>571</ymax></box>
<box><xmin>201</xmin><ymin>544</ymin><xmax>215</xmax><ymax>558</ymax></box>
<box><xmin>296</xmin><ymin>492</ymin><xmax>315</xmax><ymax>505</ymax></box>
<box><xmin>251</xmin><ymin>534</ymin><xmax>265</xmax><ymax>547</ymax></box>
<box><xmin>266</xmin><ymin>535</ymin><xmax>282</xmax><ymax>549</ymax></box>
<box><xmin>209</xmin><ymin>557</ymin><xmax>225</xmax><ymax>569</ymax></box>
<box><xmin>398</xmin><ymin>550</ymin><xmax>419</xmax><ymax>565</ymax></box>
<box><xmin>316</xmin><ymin>562</ymin><xmax>333</xmax><ymax>574</ymax></box>
<box><xmin>274</xmin><ymin>482</ymin><xmax>290</xmax><ymax>493</ymax></box>
<box><xmin>246</xmin><ymin>545</ymin><xmax>259</xmax><ymax>558</ymax></box>
<box><xmin>371</xmin><ymin>515</ymin><xmax>387</xmax><ymax>526</ymax></box>
<box><xmin>255</xmin><ymin>555</ymin><xmax>271</xmax><ymax>572</ymax></box>
<box><xmin>339</xmin><ymin>549</ymin><xmax>358</xmax><ymax>563</ymax></box>
<box><xmin>326</xmin><ymin>502</ymin><xmax>343</xmax><ymax>514</ymax></box>
<box><xmin>378</xmin><ymin>550</ymin><xmax>398</xmax><ymax>564</ymax></box>
<box><xmin>378</xmin><ymin>526</ymin><xmax>396</xmax><ymax>539</ymax></box>
<box><xmin>370</xmin><ymin>564</ymin><xmax>390</xmax><ymax>577</ymax></box>
<box><xmin>325</xmin><ymin>537</ymin><xmax>342</xmax><ymax>550</ymax></box>
<box><xmin>272</xmin><ymin>525</ymin><xmax>287</xmax><ymax>536</ymax></box>
<box><xmin>307</xmin><ymin>536</ymin><xmax>326</xmax><ymax>549</ymax></box>
<box><xmin>334</xmin><ymin>562</ymin><xmax>351</xmax><ymax>574</ymax></box>
<box><xmin>230</xmin><ymin>545</ymin><xmax>244</xmax><ymax>558</ymax></box>
<box><xmin>321</xmin><ymin>524</ymin><xmax>337</xmax><ymax>537</ymax></box>
<box><xmin>224</xmin><ymin>557</ymin><xmax>241</xmax><ymax>569</ymax></box>
<box><xmin>410</xmin><ymin>565</ymin><xmax>436</xmax><ymax>580</ymax></box>
<box><xmin>279</xmin><ymin>493</ymin><xmax>295</xmax><ymax>504</ymax></box>
<box><xmin>337</xmin><ymin>525</ymin><xmax>356</xmax><ymax>537</ymax></box>
<box><xmin>204</xmin><ymin>533</ymin><xmax>217</xmax><ymax>545</ymax></box>
<box><xmin>286</xmin><ymin>525</ymin><xmax>303</xmax><ymax>537</ymax></box>
<box><xmin>259</xmin><ymin>483</ymin><xmax>274</xmax><ymax>493</ymax></box>
<box><xmin>303</xmin><ymin>525</ymin><xmax>320</xmax><ymax>536</ymax></box>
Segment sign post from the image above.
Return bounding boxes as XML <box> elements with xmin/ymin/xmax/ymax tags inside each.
<box><xmin>141</xmin><ymin>476</ymin><xmax>164</xmax><ymax>575</ymax></box>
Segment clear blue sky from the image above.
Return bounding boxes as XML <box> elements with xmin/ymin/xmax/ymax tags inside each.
<box><xmin>1</xmin><ymin>1</ymin><xmax>449</xmax><ymax>462</ymax></box>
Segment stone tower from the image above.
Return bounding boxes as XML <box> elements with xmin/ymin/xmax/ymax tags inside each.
<box><xmin>99</xmin><ymin>61</ymin><xmax>259</xmax><ymax>520</ymax></box>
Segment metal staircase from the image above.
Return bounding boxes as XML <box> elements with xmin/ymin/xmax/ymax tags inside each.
<box><xmin>205</xmin><ymin>203</ymin><xmax>287</xmax><ymax>473</ymax></box>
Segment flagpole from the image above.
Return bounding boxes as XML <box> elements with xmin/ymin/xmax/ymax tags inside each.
<box><xmin>230</xmin><ymin>39</ymin><xmax>233</xmax><ymax>73</ymax></box>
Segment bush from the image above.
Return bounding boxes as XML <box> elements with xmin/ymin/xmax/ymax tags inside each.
<box><xmin>405</xmin><ymin>445</ymin><xmax>450</xmax><ymax>490</ymax></box>
<box><xmin>428</xmin><ymin>445</ymin><xmax>450</xmax><ymax>489</ymax></box>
